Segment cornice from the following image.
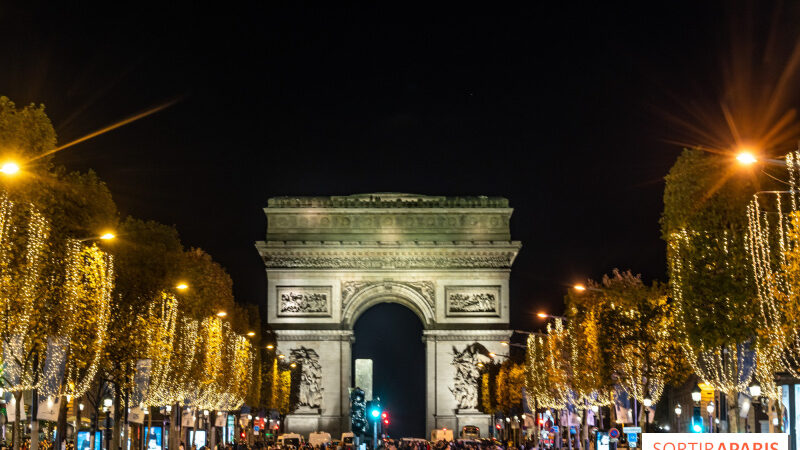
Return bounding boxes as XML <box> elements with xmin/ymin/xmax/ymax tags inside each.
<box><xmin>422</xmin><ymin>329</ymin><xmax>513</xmax><ymax>342</ymax></box>
<box><xmin>275</xmin><ymin>329</ymin><xmax>354</xmax><ymax>341</ymax></box>
<box><xmin>267</xmin><ymin>194</ymin><xmax>510</xmax><ymax>209</ymax></box>
<box><xmin>256</xmin><ymin>243</ymin><xmax>521</xmax><ymax>269</ymax></box>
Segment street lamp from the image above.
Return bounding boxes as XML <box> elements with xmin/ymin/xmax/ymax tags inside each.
<box><xmin>674</xmin><ymin>404</ymin><xmax>682</xmax><ymax>416</ymax></box>
<box><xmin>573</xmin><ymin>284</ymin><xmax>586</xmax><ymax>292</ymax></box>
<box><xmin>247</xmin><ymin>331</ymin><xmax>255</xmax><ymax>337</ymax></box>
<box><xmin>707</xmin><ymin>401</ymin><xmax>715</xmax><ymax>433</ymax></box>
<box><xmin>0</xmin><ymin>162</ymin><xmax>20</xmax><ymax>175</ymax></box>
<box><xmin>216</xmin><ymin>311</ymin><xmax>227</xmax><ymax>317</ymax></box>
<box><xmin>103</xmin><ymin>397</ymin><xmax>113</xmax><ymax>450</ymax></box>
<box><xmin>643</xmin><ymin>397</ymin><xmax>653</xmax><ymax>408</ymax></box>
<box><xmin>736</xmin><ymin>152</ymin><xmax>758</xmax><ymax>165</ymax></box>
<box><xmin>176</xmin><ymin>283</ymin><xmax>189</xmax><ymax>290</ymax></box>
<box><xmin>691</xmin><ymin>384</ymin><xmax>702</xmax><ymax>404</ymax></box>
<box><xmin>99</xmin><ymin>232</ymin><xmax>116</xmax><ymax>240</ymax></box>
<box><xmin>749</xmin><ymin>379</ymin><xmax>762</xmax><ymax>398</ymax></box>
<box><xmin>591</xmin><ymin>405</ymin><xmax>599</xmax><ymax>413</ymax></box>
<box><xmin>266</xmin><ymin>344</ymin><xmax>275</xmax><ymax>350</ymax></box>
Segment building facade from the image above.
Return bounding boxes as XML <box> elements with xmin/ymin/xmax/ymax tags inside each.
<box><xmin>256</xmin><ymin>193</ymin><xmax>521</xmax><ymax>438</ymax></box>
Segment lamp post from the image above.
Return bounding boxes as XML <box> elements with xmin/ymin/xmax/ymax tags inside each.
<box><xmin>674</xmin><ymin>404</ymin><xmax>682</xmax><ymax>432</ymax></box>
<box><xmin>103</xmin><ymin>398</ymin><xmax>113</xmax><ymax>450</ymax></box>
<box><xmin>706</xmin><ymin>402</ymin><xmax>715</xmax><ymax>433</ymax></box>
<box><xmin>691</xmin><ymin>384</ymin><xmax>702</xmax><ymax>404</ymax></box>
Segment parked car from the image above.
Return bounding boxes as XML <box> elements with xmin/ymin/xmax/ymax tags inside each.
<box><xmin>277</xmin><ymin>433</ymin><xmax>304</xmax><ymax>448</ymax></box>
<box><xmin>309</xmin><ymin>432</ymin><xmax>332</xmax><ymax>447</ymax></box>
<box><xmin>430</xmin><ymin>428</ymin><xmax>454</xmax><ymax>442</ymax></box>
<box><xmin>460</xmin><ymin>426</ymin><xmax>480</xmax><ymax>439</ymax></box>
<box><xmin>341</xmin><ymin>432</ymin><xmax>355</xmax><ymax>450</ymax></box>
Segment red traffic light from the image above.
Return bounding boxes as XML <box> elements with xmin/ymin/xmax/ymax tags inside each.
<box><xmin>383</xmin><ymin>419</ymin><xmax>389</xmax><ymax>425</ymax></box>
<box><xmin>538</xmin><ymin>418</ymin><xmax>544</xmax><ymax>426</ymax></box>
<box><xmin>496</xmin><ymin>424</ymin><xmax>501</xmax><ymax>430</ymax></box>
<box><xmin>381</xmin><ymin>412</ymin><xmax>387</xmax><ymax>420</ymax></box>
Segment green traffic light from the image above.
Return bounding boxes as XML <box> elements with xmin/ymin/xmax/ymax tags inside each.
<box><xmin>371</xmin><ymin>409</ymin><xmax>380</xmax><ymax>418</ymax></box>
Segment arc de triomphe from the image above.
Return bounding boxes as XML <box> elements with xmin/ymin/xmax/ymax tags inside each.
<box><xmin>256</xmin><ymin>194</ymin><xmax>521</xmax><ymax>438</ymax></box>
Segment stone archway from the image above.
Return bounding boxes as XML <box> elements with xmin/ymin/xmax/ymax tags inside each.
<box><xmin>342</xmin><ymin>281</ymin><xmax>435</xmax><ymax>329</ymax></box>
<box><xmin>256</xmin><ymin>194</ymin><xmax>521</xmax><ymax>438</ymax></box>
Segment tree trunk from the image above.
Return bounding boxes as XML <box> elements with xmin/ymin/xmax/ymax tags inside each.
<box><xmin>209</xmin><ymin>412</ymin><xmax>216</xmax><ymax>450</ymax></box>
<box><xmin>169</xmin><ymin>404</ymin><xmax>179</xmax><ymax>450</ymax></box>
<box><xmin>112</xmin><ymin>385</ymin><xmax>122</xmax><ymax>450</ymax></box>
<box><xmin>122</xmin><ymin>393</ymin><xmax>128</xmax><ymax>450</ymax></box>
<box><xmin>56</xmin><ymin>396</ymin><xmax>69</xmax><ymax>450</ymax></box>
<box><xmin>147</xmin><ymin>409</ymin><xmax>152</xmax><ymax>450</ymax></box>
<box><xmin>12</xmin><ymin>391</ymin><xmax>22</xmax><ymax>450</ymax></box>
<box><xmin>727</xmin><ymin>391</ymin><xmax>738</xmax><ymax>433</ymax></box>
<box><xmin>31</xmin><ymin>390</ymin><xmax>39</xmax><ymax>450</ymax></box>
<box><xmin>581</xmin><ymin>409</ymin><xmax>588</xmax><ymax>450</ymax></box>
<box><xmin>90</xmin><ymin>412</ymin><xmax>97</xmax><ymax>450</ymax></box>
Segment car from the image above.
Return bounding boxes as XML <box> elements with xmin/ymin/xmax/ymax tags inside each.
<box><xmin>459</xmin><ymin>426</ymin><xmax>480</xmax><ymax>439</ymax></box>
<box><xmin>430</xmin><ymin>428</ymin><xmax>454</xmax><ymax>442</ymax></box>
<box><xmin>277</xmin><ymin>433</ymin><xmax>304</xmax><ymax>448</ymax></box>
<box><xmin>341</xmin><ymin>432</ymin><xmax>355</xmax><ymax>449</ymax></box>
<box><xmin>309</xmin><ymin>432</ymin><xmax>332</xmax><ymax>447</ymax></box>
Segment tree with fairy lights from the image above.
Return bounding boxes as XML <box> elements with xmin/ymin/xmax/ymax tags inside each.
<box><xmin>746</xmin><ymin>150</ymin><xmax>800</xmax><ymax>421</ymax></box>
<box><xmin>663</xmin><ymin>148</ymin><xmax>765</xmax><ymax>432</ymax></box>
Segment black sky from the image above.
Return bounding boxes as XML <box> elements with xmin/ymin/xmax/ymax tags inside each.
<box><xmin>0</xmin><ymin>1</ymin><xmax>794</xmax><ymax>333</ymax></box>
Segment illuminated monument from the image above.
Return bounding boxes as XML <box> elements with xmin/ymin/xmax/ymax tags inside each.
<box><xmin>256</xmin><ymin>194</ymin><xmax>521</xmax><ymax>437</ymax></box>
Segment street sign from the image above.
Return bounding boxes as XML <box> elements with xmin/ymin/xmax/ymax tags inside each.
<box><xmin>622</xmin><ymin>426</ymin><xmax>641</xmax><ymax>434</ymax></box>
<box><xmin>627</xmin><ymin>433</ymin><xmax>638</xmax><ymax>448</ymax></box>
<box><xmin>609</xmin><ymin>428</ymin><xmax>620</xmax><ymax>439</ymax></box>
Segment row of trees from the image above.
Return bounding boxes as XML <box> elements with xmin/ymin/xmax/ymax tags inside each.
<box><xmin>0</xmin><ymin>97</ymin><xmax>266</xmax><ymax>450</ymax></box>
<box><xmin>481</xmin><ymin>148</ymin><xmax>800</xmax><ymax>437</ymax></box>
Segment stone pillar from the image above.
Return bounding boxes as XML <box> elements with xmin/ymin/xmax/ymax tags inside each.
<box><xmin>425</xmin><ymin>335</ymin><xmax>437</xmax><ymax>435</ymax></box>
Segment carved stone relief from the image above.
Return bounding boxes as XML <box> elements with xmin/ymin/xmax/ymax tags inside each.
<box><xmin>277</xmin><ymin>286</ymin><xmax>331</xmax><ymax>316</ymax></box>
<box><xmin>445</xmin><ymin>286</ymin><xmax>501</xmax><ymax>316</ymax></box>
<box><xmin>341</xmin><ymin>280</ymin><xmax>435</xmax><ymax>308</ymax></box>
<box><xmin>450</xmin><ymin>343</ymin><xmax>492</xmax><ymax>409</ymax></box>
<box><xmin>290</xmin><ymin>347</ymin><xmax>323</xmax><ymax>409</ymax></box>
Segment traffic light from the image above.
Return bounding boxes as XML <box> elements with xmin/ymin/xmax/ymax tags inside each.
<box><xmin>350</xmin><ymin>388</ymin><xmax>367</xmax><ymax>434</ymax></box>
<box><xmin>367</xmin><ymin>399</ymin><xmax>382</xmax><ymax>421</ymax></box>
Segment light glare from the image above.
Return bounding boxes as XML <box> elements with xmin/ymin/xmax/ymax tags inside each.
<box><xmin>737</xmin><ymin>151</ymin><xmax>757</xmax><ymax>165</ymax></box>
<box><xmin>0</xmin><ymin>162</ymin><xmax>20</xmax><ymax>175</ymax></box>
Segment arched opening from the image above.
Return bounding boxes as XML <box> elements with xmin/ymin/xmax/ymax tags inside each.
<box><xmin>352</xmin><ymin>303</ymin><xmax>426</xmax><ymax>438</ymax></box>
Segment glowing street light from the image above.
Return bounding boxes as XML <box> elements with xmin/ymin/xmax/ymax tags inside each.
<box><xmin>674</xmin><ymin>404</ymin><xmax>682</xmax><ymax>416</ymax></box>
<box><xmin>643</xmin><ymin>397</ymin><xmax>653</xmax><ymax>408</ymax></box>
<box><xmin>100</xmin><ymin>232</ymin><xmax>116</xmax><ymax>240</ymax></box>
<box><xmin>216</xmin><ymin>311</ymin><xmax>227</xmax><ymax>317</ymax></box>
<box><xmin>247</xmin><ymin>331</ymin><xmax>255</xmax><ymax>337</ymax></box>
<box><xmin>266</xmin><ymin>344</ymin><xmax>275</xmax><ymax>350</ymax></box>
<box><xmin>277</xmin><ymin>354</ymin><xmax>285</xmax><ymax>359</ymax></box>
<box><xmin>175</xmin><ymin>283</ymin><xmax>189</xmax><ymax>290</ymax></box>
<box><xmin>736</xmin><ymin>151</ymin><xmax>758</xmax><ymax>165</ymax></box>
<box><xmin>573</xmin><ymin>284</ymin><xmax>587</xmax><ymax>292</ymax></box>
<box><xmin>691</xmin><ymin>383</ymin><xmax>702</xmax><ymax>403</ymax></box>
<box><xmin>749</xmin><ymin>379</ymin><xmax>762</xmax><ymax>398</ymax></box>
<box><xmin>0</xmin><ymin>162</ymin><xmax>20</xmax><ymax>175</ymax></box>
<box><xmin>290</xmin><ymin>362</ymin><xmax>297</xmax><ymax>368</ymax></box>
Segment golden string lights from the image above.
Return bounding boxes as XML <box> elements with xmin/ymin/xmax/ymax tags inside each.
<box><xmin>747</xmin><ymin>150</ymin><xmax>800</xmax><ymax>377</ymax></box>
<box><xmin>669</xmin><ymin>228</ymin><xmax>756</xmax><ymax>395</ymax></box>
<box><xmin>0</xmin><ymin>193</ymin><xmax>50</xmax><ymax>392</ymax></box>
<box><xmin>54</xmin><ymin>241</ymin><xmax>114</xmax><ymax>398</ymax></box>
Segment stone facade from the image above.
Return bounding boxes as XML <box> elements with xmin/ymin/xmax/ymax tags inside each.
<box><xmin>256</xmin><ymin>194</ymin><xmax>521</xmax><ymax>438</ymax></box>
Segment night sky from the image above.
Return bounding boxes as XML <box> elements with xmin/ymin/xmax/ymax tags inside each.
<box><xmin>2</xmin><ymin>1</ymin><xmax>799</xmax><ymax>438</ymax></box>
